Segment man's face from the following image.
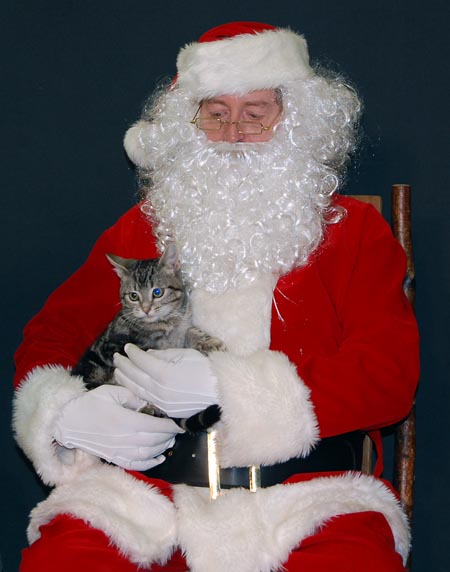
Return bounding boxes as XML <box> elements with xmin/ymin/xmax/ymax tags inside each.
<box><xmin>198</xmin><ymin>89</ymin><xmax>282</xmax><ymax>143</ymax></box>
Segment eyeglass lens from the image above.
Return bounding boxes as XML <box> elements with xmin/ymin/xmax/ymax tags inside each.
<box><xmin>196</xmin><ymin>118</ymin><xmax>264</xmax><ymax>135</ymax></box>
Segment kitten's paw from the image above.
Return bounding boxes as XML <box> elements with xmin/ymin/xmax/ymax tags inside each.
<box><xmin>186</xmin><ymin>327</ymin><xmax>226</xmax><ymax>354</ymax></box>
<box><xmin>139</xmin><ymin>403</ymin><xmax>167</xmax><ymax>418</ymax></box>
<box><xmin>195</xmin><ymin>336</ymin><xmax>226</xmax><ymax>354</ymax></box>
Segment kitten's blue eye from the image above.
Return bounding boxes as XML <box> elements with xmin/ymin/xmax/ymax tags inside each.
<box><xmin>128</xmin><ymin>292</ymin><xmax>140</xmax><ymax>302</ymax></box>
<box><xmin>152</xmin><ymin>288</ymin><xmax>164</xmax><ymax>298</ymax></box>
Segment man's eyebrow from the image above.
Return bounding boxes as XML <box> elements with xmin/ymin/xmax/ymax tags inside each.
<box><xmin>204</xmin><ymin>98</ymin><xmax>230</xmax><ymax>106</ymax></box>
<box><xmin>205</xmin><ymin>99</ymin><xmax>274</xmax><ymax>107</ymax></box>
<box><xmin>243</xmin><ymin>101</ymin><xmax>273</xmax><ymax>108</ymax></box>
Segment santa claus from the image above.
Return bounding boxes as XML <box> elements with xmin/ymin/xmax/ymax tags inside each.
<box><xmin>13</xmin><ymin>22</ymin><xmax>419</xmax><ymax>572</ymax></box>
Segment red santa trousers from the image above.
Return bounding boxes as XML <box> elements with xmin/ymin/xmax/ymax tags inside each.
<box><xmin>20</xmin><ymin>509</ymin><xmax>405</xmax><ymax>572</ymax></box>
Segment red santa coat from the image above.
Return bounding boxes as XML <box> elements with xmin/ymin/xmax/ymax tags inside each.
<box><xmin>13</xmin><ymin>195</ymin><xmax>419</xmax><ymax>571</ymax></box>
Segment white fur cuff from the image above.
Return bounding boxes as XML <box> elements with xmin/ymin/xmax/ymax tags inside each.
<box><xmin>12</xmin><ymin>365</ymin><xmax>99</xmax><ymax>486</ymax></box>
<box><xmin>210</xmin><ymin>349</ymin><xmax>319</xmax><ymax>467</ymax></box>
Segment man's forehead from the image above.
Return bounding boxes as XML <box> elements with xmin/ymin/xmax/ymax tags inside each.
<box><xmin>203</xmin><ymin>90</ymin><xmax>279</xmax><ymax>107</ymax></box>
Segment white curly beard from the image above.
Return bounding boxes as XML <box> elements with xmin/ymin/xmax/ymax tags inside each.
<box><xmin>133</xmin><ymin>77</ymin><xmax>355</xmax><ymax>293</ymax></box>
<box><xmin>130</xmin><ymin>76</ymin><xmax>360</xmax><ymax>293</ymax></box>
<box><xmin>146</xmin><ymin>130</ymin><xmax>334</xmax><ymax>293</ymax></box>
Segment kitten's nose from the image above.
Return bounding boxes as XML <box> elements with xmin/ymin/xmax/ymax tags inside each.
<box><xmin>141</xmin><ymin>303</ymin><xmax>151</xmax><ymax>314</ymax></box>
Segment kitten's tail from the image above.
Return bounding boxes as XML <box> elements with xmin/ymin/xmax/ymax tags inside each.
<box><xmin>177</xmin><ymin>404</ymin><xmax>221</xmax><ymax>433</ymax></box>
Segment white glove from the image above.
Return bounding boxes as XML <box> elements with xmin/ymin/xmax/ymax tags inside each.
<box><xmin>53</xmin><ymin>384</ymin><xmax>184</xmax><ymax>470</ymax></box>
<box><xmin>113</xmin><ymin>344</ymin><xmax>219</xmax><ymax>418</ymax></box>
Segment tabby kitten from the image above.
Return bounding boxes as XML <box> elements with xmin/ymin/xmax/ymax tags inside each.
<box><xmin>71</xmin><ymin>243</ymin><xmax>224</xmax><ymax>431</ymax></box>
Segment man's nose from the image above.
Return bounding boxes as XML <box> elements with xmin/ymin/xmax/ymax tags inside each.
<box><xmin>221</xmin><ymin>121</ymin><xmax>244</xmax><ymax>143</ymax></box>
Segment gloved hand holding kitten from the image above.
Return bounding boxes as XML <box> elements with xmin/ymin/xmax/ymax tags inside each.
<box><xmin>53</xmin><ymin>344</ymin><xmax>219</xmax><ymax>470</ymax></box>
<box><xmin>53</xmin><ymin>384</ymin><xmax>184</xmax><ymax>471</ymax></box>
<box><xmin>113</xmin><ymin>343</ymin><xmax>220</xmax><ymax>418</ymax></box>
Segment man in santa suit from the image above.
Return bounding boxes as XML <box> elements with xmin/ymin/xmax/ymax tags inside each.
<box><xmin>13</xmin><ymin>21</ymin><xmax>419</xmax><ymax>572</ymax></box>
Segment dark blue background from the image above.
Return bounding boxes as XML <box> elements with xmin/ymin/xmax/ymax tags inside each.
<box><xmin>2</xmin><ymin>1</ymin><xmax>449</xmax><ymax>570</ymax></box>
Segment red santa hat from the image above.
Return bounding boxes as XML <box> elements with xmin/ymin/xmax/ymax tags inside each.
<box><xmin>176</xmin><ymin>21</ymin><xmax>313</xmax><ymax>99</ymax></box>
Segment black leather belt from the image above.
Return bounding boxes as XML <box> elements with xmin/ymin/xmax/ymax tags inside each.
<box><xmin>142</xmin><ymin>430</ymin><xmax>365</xmax><ymax>488</ymax></box>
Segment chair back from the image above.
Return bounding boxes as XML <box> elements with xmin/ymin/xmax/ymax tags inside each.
<box><xmin>391</xmin><ymin>184</ymin><xmax>416</xmax><ymax>526</ymax></box>
<box><xmin>351</xmin><ymin>185</ymin><xmax>416</xmax><ymax>525</ymax></box>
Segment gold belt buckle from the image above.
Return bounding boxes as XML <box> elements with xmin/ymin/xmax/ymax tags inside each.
<box><xmin>207</xmin><ymin>428</ymin><xmax>261</xmax><ymax>500</ymax></box>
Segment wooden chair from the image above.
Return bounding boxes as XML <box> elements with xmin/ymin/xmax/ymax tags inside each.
<box><xmin>353</xmin><ymin>184</ymin><xmax>416</xmax><ymax>567</ymax></box>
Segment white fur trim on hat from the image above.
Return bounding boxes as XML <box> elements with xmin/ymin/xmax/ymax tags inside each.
<box><xmin>210</xmin><ymin>349</ymin><xmax>319</xmax><ymax>467</ymax></box>
<box><xmin>12</xmin><ymin>365</ymin><xmax>100</xmax><ymax>486</ymax></box>
<box><xmin>177</xmin><ymin>28</ymin><xmax>313</xmax><ymax>98</ymax></box>
<box><xmin>174</xmin><ymin>473</ymin><xmax>410</xmax><ymax>572</ymax></box>
<box><xmin>123</xmin><ymin>119</ymin><xmax>156</xmax><ymax>169</ymax></box>
<box><xmin>28</xmin><ymin>463</ymin><xmax>177</xmax><ymax>567</ymax></box>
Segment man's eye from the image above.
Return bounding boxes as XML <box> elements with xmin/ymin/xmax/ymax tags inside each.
<box><xmin>247</xmin><ymin>113</ymin><xmax>263</xmax><ymax>120</ymax></box>
<box><xmin>128</xmin><ymin>292</ymin><xmax>140</xmax><ymax>302</ymax></box>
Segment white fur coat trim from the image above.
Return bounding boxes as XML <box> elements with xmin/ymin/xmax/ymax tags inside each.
<box><xmin>177</xmin><ymin>28</ymin><xmax>313</xmax><ymax>98</ymax></box>
<box><xmin>174</xmin><ymin>473</ymin><xmax>410</xmax><ymax>572</ymax></box>
<box><xmin>209</xmin><ymin>349</ymin><xmax>319</xmax><ymax>467</ymax></box>
<box><xmin>12</xmin><ymin>365</ymin><xmax>100</xmax><ymax>486</ymax></box>
<box><xmin>190</xmin><ymin>274</ymin><xmax>277</xmax><ymax>355</ymax></box>
<box><xmin>27</xmin><ymin>463</ymin><xmax>177</xmax><ymax>567</ymax></box>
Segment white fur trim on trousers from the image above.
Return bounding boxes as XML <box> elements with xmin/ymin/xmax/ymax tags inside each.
<box><xmin>27</xmin><ymin>465</ymin><xmax>410</xmax><ymax>571</ymax></box>
<box><xmin>175</xmin><ymin>473</ymin><xmax>410</xmax><ymax>572</ymax></box>
<box><xmin>28</xmin><ymin>463</ymin><xmax>177</xmax><ymax>567</ymax></box>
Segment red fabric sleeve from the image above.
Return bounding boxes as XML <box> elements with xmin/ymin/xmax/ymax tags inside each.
<box><xmin>14</xmin><ymin>205</ymin><xmax>159</xmax><ymax>387</ymax></box>
<box><xmin>272</xmin><ymin>197</ymin><xmax>419</xmax><ymax>438</ymax></box>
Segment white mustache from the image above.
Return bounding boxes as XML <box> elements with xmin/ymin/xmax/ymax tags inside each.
<box><xmin>207</xmin><ymin>141</ymin><xmax>265</xmax><ymax>154</ymax></box>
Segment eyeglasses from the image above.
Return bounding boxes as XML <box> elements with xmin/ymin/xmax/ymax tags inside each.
<box><xmin>190</xmin><ymin>106</ymin><xmax>279</xmax><ymax>135</ymax></box>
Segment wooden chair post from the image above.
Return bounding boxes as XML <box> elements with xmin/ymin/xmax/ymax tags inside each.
<box><xmin>351</xmin><ymin>186</ymin><xmax>417</xmax><ymax>569</ymax></box>
<box><xmin>391</xmin><ymin>184</ymin><xmax>417</xmax><ymax>527</ymax></box>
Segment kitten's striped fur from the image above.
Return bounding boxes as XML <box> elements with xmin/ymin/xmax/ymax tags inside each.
<box><xmin>71</xmin><ymin>244</ymin><xmax>224</xmax><ymax>431</ymax></box>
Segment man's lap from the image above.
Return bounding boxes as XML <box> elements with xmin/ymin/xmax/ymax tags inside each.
<box><xmin>20</xmin><ymin>510</ymin><xmax>405</xmax><ymax>572</ymax></box>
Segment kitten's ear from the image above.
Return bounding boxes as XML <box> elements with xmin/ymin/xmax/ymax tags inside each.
<box><xmin>159</xmin><ymin>243</ymin><xmax>181</xmax><ymax>273</ymax></box>
<box><xmin>105</xmin><ymin>254</ymin><xmax>134</xmax><ymax>278</ymax></box>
